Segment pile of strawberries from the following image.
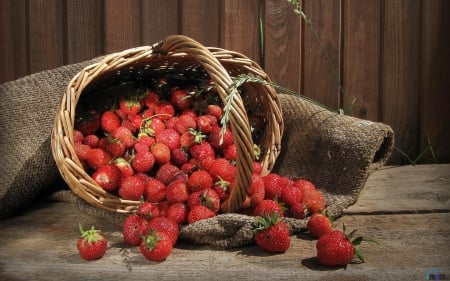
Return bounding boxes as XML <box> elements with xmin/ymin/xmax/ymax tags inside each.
<box><xmin>74</xmin><ymin>78</ymin><xmax>366</xmax><ymax>265</ymax></box>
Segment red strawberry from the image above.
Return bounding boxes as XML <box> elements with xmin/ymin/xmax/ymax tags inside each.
<box><xmin>165</xmin><ymin>180</ymin><xmax>189</xmax><ymax>204</ymax></box>
<box><xmin>155</xmin><ymin>163</ymin><xmax>181</xmax><ymax>185</ymax></box>
<box><xmin>119</xmin><ymin>97</ymin><xmax>142</xmax><ymax>116</ymax></box>
<box><xmin>196</xmin><ymin>114</ymin><xmax>217</xmax><ymax>134</ymax></box>
<box><xmin>180</xmin><ymin>129</ymin><xmax>205</xmax><ymax>148</ymax></box>
<box><xmin>262</xmin><ymin>173</ymin><xmax>289</xmax><ymax>200</ymax></box>
<box><xmin>171</xmin><ymin>89</ymin><xmax>192</xmax><ymax>111</ymax></box>
<box><xmin>166</xmin><ymin>203</ymin><xmax>188</xmax><ymax>225</ymax></box>
<box><xmin>302</xmin><ymin>189</ymin><xmax>325</xmax><ymax>213</ymax></box>
<box><xmin>141</xmin><ymin>117</ymin><xmax>165</xmax><ymax>136</ymax></box>
<box><xmin>224</xmin><ymin>143</ymin><xmax>237</xmax><ymax>161</ymax></box>
<box><xmin>144</xmin><ymin>177</ymin><xmax>166</xmax><ymax>203</ymax></box>
<box><xmin>137</xmin><ymin>133</ymin><xmax>156</xmax><ymax>148</ymax></box>
<box><xmin>254</xmin><ymin>213</ymin><xmax>290</xmax><ymax>253</ymax></box>
<box><xmin>206</xmin><ymin>104</ymin><xmax>222</xmax><ymax>119</ymax></box>
<box><xmin>113</xmin><ymin>157</ymin><xmax>134</xmax><ymax>178</ymax></box>
<box><xmin>188</xmin><ymin>170</ymin><xmax>213</xmax><ymax>192</ymax></box>
<box><xmin>73</xmin><ymin>130</ymin><xmax>84</xmax><ymax>143</ymax></box>
<box><xmin>74</xmin><ymin>142</ymin><xmax>91</xmax><ymax>161</ymax></box>
<box><xmin>140</xmin><ymin>231</ymin><xmax>173</xmax><ymax>262</ymax></box>
<box><xmin>77</xmin><ymin>224</ymin><xmax>107</xmax><ymax>261</ymax></box>
<box><xmin>86</xmin><ymin>148</ymin><xmax>112</xmax><ymax>170</ymax></box>
<box><xmin>151</xmin><ymin>142</ymin><xmax>171</xmax><ymax>164</ymax></box>
<box><xmin>288</xmin><ymin>202</ymin><xmax>308</xmax><ymax>219</ymax></box>
<box><xmin>307</xmin><ymin>212</ymin><xmax>333</xmax><ymax>238</ymax></box>
<box><xmin>174</xmin><ymin>114</ymin><xmax>197</xmax><ymax>134</ymax></box>
<box><xmin>316</xmin><ymin>229</ymin><xmax>362</xmax><ymax>267</ymax></box>
<box><xmin>280</xmin><ymin>182</ymin><xmax>303</xmax><ymax>208</ymax></box>
<box><xmin>131</xmin><ymin>151</ymin><xmax>155</xmax><ymax>173</ymax></box>
<box><xmin>187</xmin><ymin>205</ymin><xmax>216</xmax><ymax>224</ymax></box>
<box><xmin>118</xmin><ymin>175</ymin><xmax>145</xmax><ymax>201</ymax></box>
<box><xmin>189</xmin><ymin>141</ymin><xmax>215</xmax><ymax>161</ymax></box>
<box><xmin>147</xmin><ymin>216</ymin><xmax>179</xmax><ymax>246</ymax></box>
<box><xmin>91</xmin><ymin>164</ymin><xmax>122</xmax><ymax>191</ymax></box>
<box><xmin>213</xmin><ymin>178</ymin><xmax>231</xmax><ymax>201</ymax></box>
<box><xmin>171</xmin><ymin>147</ymin><xmax>189</xmax><ymax>166</ymax></box>
<box><xmin>242</xmin><ymin>173</ymin><xmax>265</xmax><ymax>208</ymax></box>
<box><xmin>112</xmin><ymin>126</ymin><xmax>135</xmax><ymax>148</ymax></box>
<box><xmin>188</xmin><ymin>188</ymin><xmax>220</xmax><ymax>213</ymax></box>
<box><xmin>252</xmin><ymin>161</ymin><xmax>263</xmax><ymax>175</ymax></box>
<box><xmin>100</xmin><ymin>110</ymin><xmax>121</xmax><ymax>133</ymax></box>
<box><xmin>75</xmin><ymin>110</ymin><xmax>100</xmax><ymax>135</ymax></box>
<box><xmin>155</xmin><ymin>128</ymin><xmax>180</xmax><ymax>150</ymax></box>
<box><xmin>208</xmin><ymin>125</ymin><xmax>234</xmax><ymax>150</ymax></box>
<box><xmin>83</xmin><ymin>134</ymin><xmax>99</xmax><ymax>148</ymax></box>
<box><xmin>155</xmin><ymin>101</ymin><xmax>175</xmax><ymax>120</ymax></box>
<box><xmin>137</xmin><ymin>202</ymin><xmax>160</xmax><ymax>220</ymax></box>
<box><xmin>208</xmin><ymin>158</ymin><xmax>236</xmax><ymax>183</ymax></box>
<box><xmin>253</xmin><ymin>199</ymin><xmax>285</xmax><ymax>217</ymax></box>
<box><xmin>123</xmin><ymin>214</ymin><xmax>149</xmax><ymax>246</ymax></box>
<box><xmin>99</xmin><ymin>137</ymin><xmax>126</xmax><ymax>158</ymax></box>
<box><xmin>144</xmin><ymin>91</ymin><xmax>160</xmax><ymax>110</ymax></box>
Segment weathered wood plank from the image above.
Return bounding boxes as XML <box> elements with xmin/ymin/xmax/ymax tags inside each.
<box><xmin>0</xmin><ymin>201</ymin><xmax>448</xmax><ymax>281</ymax></box>
<box><xmin>141</xmin><ymin>0</ymin><xmax>179</xmax><ymax>46</ymax></box>
<box><xmin>381</xmin><ymin>0</ymin><xmax>421</xmax><ymax>165</ymax></box>
<box><xmin>263</xmin><ymin>0</ymin><xmax>302</xmax><ymax>92</ymax></box>
<box><xmin>345</xmin><ymin>164</ymin><xmax>450</xmax><ymax>214</ymax></box>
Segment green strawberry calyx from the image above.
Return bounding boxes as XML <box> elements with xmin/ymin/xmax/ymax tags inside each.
<box><xmin>79</xmin><ymin>223</ymin><xmax>104</xmax><ymax>245</ymax></box>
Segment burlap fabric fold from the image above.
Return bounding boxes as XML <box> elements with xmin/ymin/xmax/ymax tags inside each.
<box><xmin>0</xmin><ymin>59</ymin><xmax>394</xmax><ymax>248</ymax></box>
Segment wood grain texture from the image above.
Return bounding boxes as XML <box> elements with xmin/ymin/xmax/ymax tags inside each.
<box><xmin>342</xmin><ymin>0</ymin><xmax>381</xmax><ymax>120</ymax></box>
<box><xmin>180</xmin><ymin>0</ymin><xmax>220</xmax><ymax>46</ymax></box>
<box><xmin>0</xmin><ymin>165</ymin><xmax>449</xmax><ymax>281</ymax></box>
<box><xmin>264</xmin><ymin>0</ymin><xmax>302</xmax><ymax>92</ymax></box>
<box><xmin>0</xmin><ymin>0</ymin><xmax>28</xmax><ymax>83</ymax></box>
<box><xmin>380</xmin><ymin>0</ymin><xmax>421</xmax><ymax>165</ymax></box>
<box><xmin>420</xmin><ymin>0</ymin><xmax>450</xmax><ymax>164</ymax></box>
<box><xmin>220</xmin><ymin>0</ymin><xmax>261</xmax><ymax>63</ymax></box>
<box><xmin>302</xmin><ymin>0</ymin><xmax>341</xmax><ymax>109</ymax></box>
<box><xmin>141</xmin><ymin>0</ymin><xmax>179</xmax><ymax>45</ymax></box>
<box><xmin>66</xmin><ymin>0</ymin><xmax>104</xmax><ymax>63</ymax></box>
<box><xmin>104</xmin><ymin>0</ymin><xmax>142</xmax><ymax>53</ymax></box>
<box><xmin>27</xmin><ymin>0</ymin><xmax>65</xmax><ymax>74</ymax></box>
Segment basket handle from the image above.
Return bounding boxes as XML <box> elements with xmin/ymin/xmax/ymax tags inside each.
<box><xmin>157</xmin><ymin>35</ymin><xmax>254</xmax><ymax>213</ymax></box>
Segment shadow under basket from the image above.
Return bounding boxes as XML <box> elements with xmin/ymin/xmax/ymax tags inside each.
<box><xmin>51</xmin><ymin>35</ymin><xmax>284</xmax><ymax>214</ymax></box>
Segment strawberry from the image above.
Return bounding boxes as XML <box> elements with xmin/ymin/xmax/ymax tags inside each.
<box><xmin>206</xmin><ymin>104</ymin><xmax>222</xmax><ymax>119</ymax></box>
<box><xmin>144</xmin><ymin>177</ymin><xmax>166</xmax><ymax>203</ymax></box>
<box><xmin>140</xmin><ymin>231</ymin><xmax>173</xmax><ymax>262</ymax></box>
<box><xmin>195</xmin><ymin>114</ymin><xmax>216</xmax><ymax>134</ymax></box>
<box><xmin>155</xmin><ymin>128</ymin><xmax>180</xmax><ymax>150</ymax></box>
<box><xmin>166</xmin><ymin>202</ymin><xmax>188</xmax><ymax>225</ymax></box>
<box><xmin>165</xmin><ymin>180</ymin><xmax>189</xmax><ymax>204</ymax></box>
<box><xmin>188</xmin><ymin>169</ymin><xmax>213</xmax><ymax>192</ymax></box>
<box><xmin>252</xmin><ymin>161</ymin><xmax>263</xmax><ymax>175</ymax></box>
<box><xmin>74</xmin><ymin>142</ymin><xmax>91</xmax><ymax>161</ymax></box>
<box><xmin>180</xmin><ymin>128</ymin><xmax>205</xmax><ymax>148</ymax></box>
<box><xmin>141</xmin><ymin>117</ymin><xmax>165</xmax><ymax>136</ymax></box>
<box><xmin>302</xmin><ymin>188</ymin><xmax>325</xmax><ymax>213</ymax></box>
<box><xmin>82</xmin><ymin>134</ymin><xmax>99</xmax><ymax>148</ymax></box>
<box><xmin>147</xmin><ymin>216</ymin><xmax>179</xmax><ymax>246</ymax></box>
<box><xmin>119</xmin><ymin>97</ymin><xmax>142</xmax><ymax>116</ymax></box>
<box><xmin>113</xmin><ymin>157</ymin><xmax>134</xmax><ymax>178</ymax></box>
<box><xmin>187</xmin><ymin>188</ymin><xmax>220</xmax><ymax>213</ymax></box>
<box><xmin>118</xmin><ymin>175</ymin><xmax>145</xmax><ymax>201</ymax></box>
<box><xmin>253</xmin><ymin>199</ymin><xmax>285</xmax><ymax>218</ymax></box>
<box><xmin>242</xmin><ymin>173</ymin><xmax>265</xmax><ymax>208</ymax></box>
<box><xmin>100</xmin><ymin>110</ymin><xmax>121</xmax><ymax>133</ymax></box>
<box><xmin>151</xmin><ymin>142</ymin><xmax>171</xmax><ymax>164</ymax></box>
<box><xmin>187</xmin><ymin>205</ymin><xmax>216</xmax><ymax>224</ymax></box>
<box><xmin>91</xmin><ymin>164</ymin><xmax>122</xmax><ymax>191</ymax></box>
<box><xmin>189</xmin><ymin>141</ymin><xmax>215</xmax><ymax>161</ymax></box>
<box><xmin>112</xmin><ymin>126</ymin><xmax>135</xmax><ymax>148</ymax></box>
<box><xmin>77</xmin><ymin>224</ymin><xmax>107</xmax><ymax>261</ymax></box>
<box><xmin>280</xmin><ymin>182</ymin><xmax>303</xmax><ymax>208</ymax></box>
<box><xmin>75</xmin><ymin>110</ymin><xmax>100</xmax><ymax>135</ymax></box>
<box><xmin>143</xmin><ymin>90</ymin><xmax>160</xmax><ymax>110</ymax></box>
<box><xmin>123</xmin><ymin>214</ymin><xmax>149</xmax><ymax>246</ymax></box>
<box><xmin>174</xmin><ymin>114</ymin><xmax>197</xmax><ymax>134</ymax></box>
<box><xmin>262</xmin><ymin>173</ymin><xmax>289</xmax><ymax>200</ymax></box>
<box><xmin>213</xmin><ymin>178</ymin><xmax>231</xmax><ymax>201</ymax></box>
<box><xmin>171</xmin><ymin>89</ymin><xmax>192</xmax><ymax>111</ymax></box>
<box><xmin>224</xmin><ymin>143</ymin><xmax>237</xmax><ymax>161</ymax></box>
<box><xmin>73</xmin><ymin>130</ymin><xmax>84</xmax><ymax>143</ymax></box>
<box><xmin>155</xmin><ymin>101</ymin><xmax>175</xmax><ymax>120</ymax></box>
<box><xmin>131</xmin><ymin>151</ymin><xmax>155</xmax><ymax>173</ymax></box>
<box><xmin>99</xmin><ymin>136</ymin><xmax>126</xmax><ymax>158</ymax></box>
<box><xmin>155</xmin><ymin>163</ymin><xmax>181</xmax><ymax>185</ymax></box>
<box><xmin>254</xmin><ymin>213</ymin><xmax>290</xmax><ymax>253</ymax></box>
<box><xmin>307</xmin><ymin>212</ymin><xmax>333</xmax><ymax>238</ymax></box>
<box><xmin>137</xmin><ymin>133</ymin><xmax>156</xmax><ymax>148</ymax></box>
<box><xmin>316</xmin><ymin>228</ymin><xmax>368</xmax><ymax>267</ymax></box>
<box><xmin>208</xmin><ymin>124</ymin><xmax>234</xmax><ymax>150</ymax></box>
<box><xmin>208</xmin><ymin>158</ymin><xmax>236</xmax><ymax>183</ymax></box>
<box><xmin>288</xmin><ymin>202</ymin><xmax>308</xmax><ymax>219</ymax></box>
<box><xmin>137</xmin><ymin>202</ymin><xmax>160</xmax><ymax>220</ymax></box>
<box><xmin>171</xmin><ymin>147</ymin><xmax>189</xmax><ymax>166</ymax></box>
<box><xmin>86</xmin><ymin>148</ymin><xmax>112</xmax><ymax>170</ymax></box>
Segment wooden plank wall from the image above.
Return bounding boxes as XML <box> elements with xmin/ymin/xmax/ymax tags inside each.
<box><xmin>0</xmin><ymin>0</ymin><xmax>449</xmax><ymax>165</ymax></box>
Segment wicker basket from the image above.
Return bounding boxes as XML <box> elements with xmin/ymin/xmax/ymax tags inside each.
<box><xmin>51</xmin><ymin>35</ymin><xmax>283</xmax><ymax>214</ymax></box>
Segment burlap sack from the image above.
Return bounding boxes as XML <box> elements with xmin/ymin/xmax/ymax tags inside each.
<box><xmin>0</xmin><ymin>57</ymin><xmax>394</xmax><ymax>248</ymax></box>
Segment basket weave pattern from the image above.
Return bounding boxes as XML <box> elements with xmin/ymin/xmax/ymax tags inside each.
<box><xmin>51</xmin><ymin>35</ymin><xmax>283</xmax><ymax>214</ymax></box>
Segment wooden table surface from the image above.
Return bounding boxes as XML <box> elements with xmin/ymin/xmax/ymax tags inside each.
<box><xmin>1</xmin><ymin>164</ymin><xmax>449</xmax><ymax>281</ymax></box>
